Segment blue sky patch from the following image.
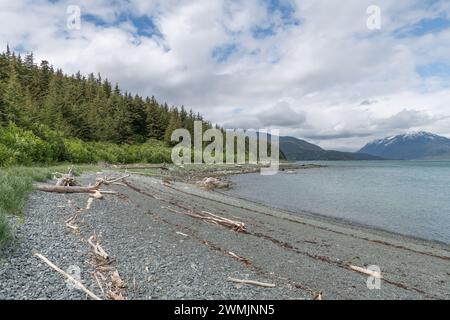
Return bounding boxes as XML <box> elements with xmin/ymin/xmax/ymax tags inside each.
<box><xmin>249</xmin><ymin>0</ymin><xmax>300</xmax><ymax>39</ymax></box>
<box><xmin>131</xmin><ymin>15</ymin><xmax>162</xmax><ymax>38</ymax></box>
<box><xmin>82</xmin><ymin>13</ymin><xmax>108</xmax><ymax>27</ymax></box>
<box><xmin>82</xmin><ymin>12</ymin><xmax>163</xmax><ymax>39</ymax></box>
<box><xmin>264</xmin><ymin>0</ymin><xmax>296</xmax><ymax>22</ymax></box>
<box><xmin>416</xmin><ymin>63</ymin><xmax>450</xmax><ymax>78</ymax></box>
<box><xmin>251</xmin><ymin>25</ymin><xmax>277</xmax><ymax>39</ymax></box>
<box><xmin>395</xmin><ymin>17</ymin><xmax>450</xmax><ymax>38</ymax></box>
<box><xmin>212</xmin><ymin>43</ymin><xmax>238</xmax><ymax>62</ymax></box>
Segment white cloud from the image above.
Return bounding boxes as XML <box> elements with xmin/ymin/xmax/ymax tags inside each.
<box><xmin>1</xmin><ymin>0</ymin><xmax>450</xmax><ymax>150</ymax></box>
<box><xmin>257</xmin><ymin>101</ymin><xmax>306</xmax><ymax>127</ymax></box>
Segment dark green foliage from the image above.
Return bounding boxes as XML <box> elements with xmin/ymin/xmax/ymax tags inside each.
<box><xmin>0</xmin><ymin>123</ymin><xmax>54</xmax><ymax>165</ymax></box>
<box><xmin>164</xmin><ymin>108</ymin><xmax>183</xmax><ymax>146</ymax></box>
<box><xmin>0</xmin><ymin>48</ymin><xmax>212</xmax><ymax>162</ymax></box>
<box><xmin>0</xmin><ymin>122</ymin><xmax>172</xmax><ymax>166</ymax></box>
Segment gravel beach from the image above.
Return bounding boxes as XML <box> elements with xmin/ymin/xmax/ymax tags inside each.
<box><xmin>1</xmin><ymin>171</ymin><xmax>449</xmax><ymax>300</ymax></box>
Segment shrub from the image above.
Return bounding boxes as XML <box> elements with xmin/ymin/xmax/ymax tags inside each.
<box><xmin>0</xmin><ymin>143</ymin><xmax>16</xmax><ymax>167</ymax></box>
<box><xmin>138</xmin><ymin>143</ymin><xmax>172</xmax><ymax>163</ymax></box>
<box><xmin>89</xmin><ymin>143</ymin><xmax>119</xmax><ymax>164</ymax></box>
<box><xmin>31</xmin><ymin>124</ymin><xmax>67</xmax><ymax>162</ymax></box>
<box><xmin>123</xmin><ymin>142</ymin><xmax>171</xmax><ymax>164</ymax></box>
<box><xmin>0</xmin><ymin>123</ymin><xmax>55</xmax><ymax>165</ymax></box>
<box><xmin>63</xmin><ymin>139</ymin><xmax>94</xmax><ymax>164</ymax></box>
<box><xmin>0</xmin><ymin>123</ymin><xmax>173</xmax><ymax>166</ymax></box>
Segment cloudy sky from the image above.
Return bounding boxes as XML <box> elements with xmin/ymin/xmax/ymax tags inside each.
<box><xmin>1</xmin><ymin>0</ymin><xmax>450</xmax><ymax>151</ymax></box>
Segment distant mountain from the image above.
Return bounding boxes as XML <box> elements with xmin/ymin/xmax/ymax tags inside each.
<box><xmin>279</xmin><ymin>136</ymin><xmax>382</xmax><ymax>161</ymax></box>
<box><xmin>358</xmin><ymin>131</ymin><xmax>450</xmax><ymax>160</ymax></box>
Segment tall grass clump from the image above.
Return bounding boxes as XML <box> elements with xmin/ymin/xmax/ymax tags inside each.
<box><xmin>0</xmin><ymin>168</ymin><xmax>53</xmax><ymax>215</ymax></box>
<box><xmin>0</xmin><ymin>209</ymin><xmax>12</xmax><ymax>250</ymax></box>
<box><xmin>0</xmin><ymin>167</ymin><xmax>54</xmax><ymax>251</ymax></box>
<box><xmin>0</xmin><ymin>173</ymin><xmax>32</xmax><ymax>216</ymax></box>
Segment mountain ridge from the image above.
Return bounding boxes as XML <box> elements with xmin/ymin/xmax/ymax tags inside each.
<box><xmin>358</xmin><ymin>131</ymin><xmax>450</xmax><ymax>160</ymax></box>
<box><xmin>278</xmin><ymin>136</ymin><xmax>382</xmax><ymax>161</ymax></box>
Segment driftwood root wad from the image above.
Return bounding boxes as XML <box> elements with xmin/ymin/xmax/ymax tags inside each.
<box><xmin>54</xmin><ymin>166</ymin><xmax>79</xmax><ymax>187</ymax></box>
<box><xmin>197</xmin><ymin>177</ymin><xmax>230</xmax><ymax>190</ymax></box>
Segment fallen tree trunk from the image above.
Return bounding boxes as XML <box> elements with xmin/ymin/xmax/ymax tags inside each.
<box><xmin>33</xmin><ymin>175</ymin><xmax>129</xmax><ymax>194</ymax></box>
<box><xmin>112</xmin><ymin>164</ymin><xmax>168</xmax><ymax>170</ymax></box>
<box><xmin>34</xmin><ymin>184</ymin><xmax>101</xmax><ymax>194</ymax></box>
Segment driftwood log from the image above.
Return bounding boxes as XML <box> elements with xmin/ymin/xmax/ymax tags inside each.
<box><xmin>33</xmin><ymin>175</ymin><xmax>129</xmax><ymax>194</ymax></box>
<box><xmin>34</xmin><ymin>184</ymin><xmax>102</xmax><ymax>194</ymax></box>
<box><xmin>112</xmin><ymin>164</ymin><xmax>168</xmax><ymax>170</ymax></box>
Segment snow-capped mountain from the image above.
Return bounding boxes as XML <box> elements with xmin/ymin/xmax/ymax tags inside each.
<box><xmin>358</xmin><ymin>132</ymin><xmax>450</xmax><ymax>160</ymax></box>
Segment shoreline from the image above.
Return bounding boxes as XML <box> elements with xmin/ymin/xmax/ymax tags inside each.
<box><xmin>216</xmin><ymin>186</ymin><xmax>450</xmax><ymax>249</ymax></box>
<box><xmin>218</xmin><ymin>164</ymin><xmax>450</xmax><ymax>247</ymax></box>
<box><xmin>1</xmin><ymin>167</ymin><xmax>449</xmax><ymax>300</ymax></box>
<box><xmin>171</xmin><ymin>177</ymin><xmax>450</xmax><ymax>259</ymax></box>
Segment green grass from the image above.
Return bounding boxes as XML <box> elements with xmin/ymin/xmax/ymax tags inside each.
<box><xmin>0</xmin><ymin>164</ymin><xmax>100</xmax><ymax>251</ymax></box>
<box><xmin>0</xmin><ymin>210</ymin><xmax>12</xmax><ymax>250</ymax></box>
<box><xmin>0</xmin><ymin>168</ymin><xmax>49</xmax><ymax>215</ymax></box>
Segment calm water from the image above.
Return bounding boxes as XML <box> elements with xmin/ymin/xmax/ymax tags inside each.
<box><xmin>225</xmin><ymin>161</ymin><xmax>450</xmax><ymax>244</ymax></box>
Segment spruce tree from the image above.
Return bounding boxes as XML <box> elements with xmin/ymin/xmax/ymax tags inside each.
<box><xmin>0</xmin><ymin>47</ymin><xmax>211</xmax><ymax>148</ymax></box>
<box><xmin>164</xmin><ymin>110</ymin><xmax>182</xmax><ymax>146</ymax></box>
<box><xmin>42</xmin><ymin>70</ymin><xmax>65</xmax><ymax>132</ymax></box>
<box><xmin>2</xmin><ymin>64</ymin><xmax>26</xmax><ymax>124</ymax></box>
<box><xmin>113</xmin><ymin>92</ymin><xmax>135</xmax><ymax>143</ymax></box>
<box><xmin>146</xmin><ymin>97</ymin><xmax>165</xmax><ymax>140</ymax></box>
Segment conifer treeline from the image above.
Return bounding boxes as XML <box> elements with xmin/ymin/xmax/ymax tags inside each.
<box><xmin>0</xmin><ymin>46</ymin><xmax>211</xmax><ymax>145</ymax></box>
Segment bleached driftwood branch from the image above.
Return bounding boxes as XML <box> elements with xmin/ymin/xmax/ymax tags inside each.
<box><xmin>165</xmin><ymin>207</ymin><xmax>245</xmax><ymax>232</ymax></box>
<box><xmin>87</xmin><ymin>235</ymin><xmax>110</xmax><ymax>261</ymax></box>
<box><xmin>227</xmin><ymin>277</ymin><xmax>275</xmax><ymax>288</ymax></box>
<box><xmin>349</xmin><ymin>265</ymin><xmax>382</xmax><ymax>279</ymax></box>
<box><xmin>34</xmin><ymin>252</ymin><xmax>102</xmax><ymax>300</ymax></box>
